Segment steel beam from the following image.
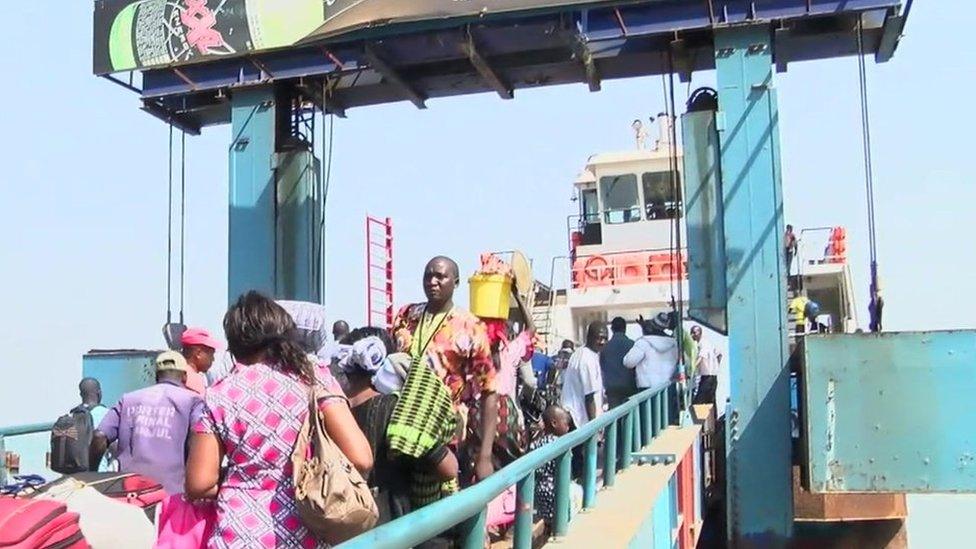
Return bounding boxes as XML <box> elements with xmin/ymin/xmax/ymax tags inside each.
<box><xmin>363</xmin><ymin>44</ymin><xmax>427</xmax><ymax>109</ymax></box>
<box><xmin>463</xmin><ymin>38</ymin><xmax>513</xmax><ymax>100</ymax></box>
<box><xmin>570</xmin><ymin>37</ymin><xmax>602</xmax><ymax>92</ymax></box>
<box><xmin>713</xmin><ymin>26</ymin><xmax>793</xmax><ymax>547</ymax></box>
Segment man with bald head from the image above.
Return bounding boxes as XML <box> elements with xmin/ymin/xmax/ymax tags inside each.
<box><xmin>333</xmin><ymin>320</ymin><xmax>350</xmax><ymax>342</ymax></box>
<box><xmin>392</xmin><ymin>256</ymin><xmax>499</xmax><ymax>488</ymax></box>
<box><xmin>318</xmin><ymin>319</ymin><xmax>351</xmax><ymax>366</ymax></box>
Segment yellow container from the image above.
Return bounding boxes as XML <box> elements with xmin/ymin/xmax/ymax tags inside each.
<box><xmin>469</xmin><ymin>274</ymin><xmax>513</xmax><ymax>319</ymax></box>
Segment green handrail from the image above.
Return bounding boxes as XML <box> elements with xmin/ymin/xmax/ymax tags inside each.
<box><xmin>0</xmin><ymin>422</ymin><xmax>54</xmax><ymax>486</ymax></box>
<box><xmin>339</xmin><ymin>384</ymin><xmax>673</xmax><ymax>549</ymax></box>
<box><xmin>0</xmin><ymin>422</ymin><xmax>54</xmax><ymax>438</ymax></box>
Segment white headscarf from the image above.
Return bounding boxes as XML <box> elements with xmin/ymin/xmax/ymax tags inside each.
<box><xmin>276</xmin><ymin>300</ymin><xmax>328</xmax><ymax>355</ymax></box>
<box><xmin>372</xmin><ymin>353</ymin><xmax>412</xmax><ymax>395</ymax></box>
<box><xmin>337</xmin><ymin>336</ymin><xmax>389</xmax><ymax>374</ymax></box>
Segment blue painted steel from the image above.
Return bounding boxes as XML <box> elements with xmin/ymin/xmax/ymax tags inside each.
<box><xmin>82</xmin><ymin>350</ymin><xmax>159</xmax><ymax>407</ymax></box>
<box><xmin>663</xmin><ymin>386</ymin><xmax>671</xmax><ymax>426</ymax></box>
<box><xmin>803</xmin><ymin>331</ymin><xmax>976</xmax><ymax>493</ymax></box>
<box><xmin>229</xmin><ymin>88</ymin><xmax>278</xmax><ymax>303</ymax></box>
<box><xmin>652</xmin><ymin>393</ymin><xmax>662</xmax><ymax>437</ymax></box>
<box><xmin>0</xmin><ymin>424</ymin><xmax>55</xmax><ymax>485</ymax></box>
<box><xmin>513</xmin><ymin>473</ymin><xmax>535</xmax><ymax>548</ymax></box>
<box><xmin>583</xmin><ymin>436</ymin><xmax>598</xmax><ymax>508</ymax></box>
<box><xmin>651</xmin><ymin>476</ymin><xmax>676</xmax><ymax>549</ymax></box>
<box><xmin>621</xmin><ymin>410</ymin><xmax>634</xmax><ymax>469</ymax></box>
<box><xmin>642</xmin><ymin>397</ymin><xmax>653</xmax><ymax>446</ymax></box>
<box><xmin>629</xmin><ymin>504</ymin><xmax>656</xmax><ymax>549</ymax></box>
<box><xmin>136</xmin><ymin>1</ymin><xmax>905</xmax><ymax>125</ymax></box>
<box><xmin>339</xmin><ymin>385</ymin><xmax>669</xmax><ymax>548</ymax></box>
<box><xmin>682</xmin><ymin>109</ymin><xmax>728</xmax><ymax>331</ymax></box>
<box><xmin>0</xmin><ymin>431</ymin><xmax>55</xmax><ymax>487</ymax></box>
<box><xmin>0</xmin><ymin>424</ymin><xmax>54</xmax><ymax>438</ymax></box>
<box><xmin>714</xmin><ymin>25</ymin><xmax>793</xmax><ymax>543</ymax></box>
<box><xmin>554</xmin><ymin>451</ymin><xmax>572</xmax><ymax>536</ymax></box>
<box><xmin>582</xmin><ymin>0</ymin><xmax>901</xmax><ymax>41</ymax></box>
<box><xmin>275</xmin><ymin>150</ymin><xmax>321</xmax><ymax>302</ymax></box>
<box><xmin>632</xmin><ymin>406</ymin><xmax>643</xmax><ymax>452</ymax></box>
<box><xmin>459</xmin><ymin>509</ymin><xmax>487</xmax><ymax>549</ymax></box>
<box><xmin>604</xmin><ymin>419</ymin><xmax>618</xmax><ymax>487</ymax></box>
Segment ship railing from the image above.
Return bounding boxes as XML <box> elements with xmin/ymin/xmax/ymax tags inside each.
<box><xmin>564</xmin><ymin>248</ymin><xmax>688</xmax><ymax>290</ymax></box>
<box><xmin>798</xmin><ymin>226</ymin><xmax>848</xmax><ymax>267</ymax></box>
<box><xmin>340</xmin><ymin>383</ymin><xmax>676</xmax><ymax>549</ymax></box>
<box><xmin>0</xmin><ymin>422</ymin><xmax>53</xmax><ymax>486</ymax></box>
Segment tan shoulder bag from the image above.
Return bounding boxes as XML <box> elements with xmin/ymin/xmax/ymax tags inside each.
<box><xmin>292</xmin><ymin>384</ymin><xmax>378</xmax><ymax>544</ymax></box>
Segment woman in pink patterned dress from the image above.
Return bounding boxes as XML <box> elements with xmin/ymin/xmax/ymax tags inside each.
<box><xmin>185</xmin><ymin>292</ymin><xmax>373</xmax><ymax>548</ymax></box>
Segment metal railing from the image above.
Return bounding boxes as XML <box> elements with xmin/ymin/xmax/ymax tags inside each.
<box><xmin>0</xmin><ymin>422</ymin><xmax>53</xmax><ymax>486</ymax></box>
<box><xmin>339</xmin><ymin>384</ymin><xmax>675</xmax><ymax>549</ymax></box>
<box><xmin>568</xmin><ymin>248</ymin><xmax>688</xmax><ymax>290</ymax></box>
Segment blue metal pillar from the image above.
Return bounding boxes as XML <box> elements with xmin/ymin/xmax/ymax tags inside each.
<box><xmin>228</xmin><ymin>87</ymin><xmax>321</xmax><ymax>304</ymax></box>
<box><xmin>714</xmin><ymin>25</ymin><xmax>793</xmax><ymax>546</ymax></box>
<box><xmin>229</xmin><ymin>88</ymin><xmax>277</xmax><ymax>303</ymax></box>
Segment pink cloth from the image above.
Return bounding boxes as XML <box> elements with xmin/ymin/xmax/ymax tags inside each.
<box><xmin>156</xmin><ymin>494</ymin><xmax>216</xmax><ymax>549</ymax></box>
<box><xmin>195</xmin><ymin>362</ymin><xmax>344</xmax><ymax>549</ymax></box>
<box><xmin>181</xmin><ymin>327</ymin><xmax>224</xmax><ymax>350</ymax></box>
<box><xmin>486</xmin><ymin>486</ymin><xmax>517</xmax><ymax>529</ymax></box>
<box><xmin>497</xmin><ymin>331</ymin><xmax>534</xmax><ymax>398</ymax></box>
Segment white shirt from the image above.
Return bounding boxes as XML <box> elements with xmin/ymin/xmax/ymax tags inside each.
<box><xmin>560</xmin><ymin>347</ymin><xmax>605</xmax><ymax>428</ymax></box>
<box><xmin>318</xmin><ymin>341</ymin><xmax>341</xmax><ymax>363</ymax></box>
<box><xmin>697</xmin><ymin>340</ymin><xmax>721</xmax><ymax>376</ymax></box>
<box><xmin>623</xmin><ymin>335</ymin><xmax>678</xmax><ymax>389</ymax></box>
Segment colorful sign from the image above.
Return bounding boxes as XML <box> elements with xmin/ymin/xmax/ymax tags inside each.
<box><xmin>93</xmin><ymin>0</ymin><xmax>621</xmax><ymax>75</ymax></box>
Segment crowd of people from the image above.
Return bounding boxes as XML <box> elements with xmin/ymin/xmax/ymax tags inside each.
<box><xmin>57</xmin><ymin>254</ymin><xmax>723</xmax><ymax>548</ymax></box>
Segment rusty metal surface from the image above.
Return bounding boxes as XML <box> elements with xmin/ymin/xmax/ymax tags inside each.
<box><xmin>802</xmin><ymin>331</ymin><xmax>976</xmax><ymax>493</ymax></box>
<box><xmin>793</xmin><ymin>467</ymin><xmax>907</xmax><ymax>522</ymax></box>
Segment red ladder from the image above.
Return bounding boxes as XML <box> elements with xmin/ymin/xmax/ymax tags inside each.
<box><xmin>366</xmin><ymin>216</ymin><xmax>394</xmax><ymax>329</ymax></box>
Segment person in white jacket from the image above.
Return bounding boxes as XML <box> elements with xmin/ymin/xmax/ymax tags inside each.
<box><xmin>623</xmin><ymin>312</ymin><xmax>678</xmax><ymax>390</ymax></box>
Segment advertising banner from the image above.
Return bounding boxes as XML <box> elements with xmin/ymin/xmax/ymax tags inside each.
<box><xmin>93</xmin><ymin>0</ymin><xmax>618</xmax><ymax>74</ymax></box>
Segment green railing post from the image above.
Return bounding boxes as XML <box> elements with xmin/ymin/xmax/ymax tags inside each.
<box><xmin>554</xmin><ymin>451</ymin><xmax>572</xmax><ymax>537</ymax></box>
<box><xmin>658</xmin><ymin>389</ymin><xmax>667</xmax><ymax>432</ymax></box>
<box><xmin>583</xmin><ymin>435</ymin><xmax>598</xmax><ymax>509</ymax></box>
<box><xmin>514</xmin><ymin>473</ymin><xmax>535</xmax><ymax>549</ymax></box>
<box><xmin>333</xmin><ymin>383</ymin><xmax>678</xmax><ymax>548</ymax></box>
<box><xmin>642</xmin><ymin>397</ymin><xmax>653</xmax><ymax>445</ymax></box>
<box><xmin>603</xmin><ymin>419</ymin><xmax>618</xmax><ymax>488</ymax></box>
<box><xmin>0</xmin><ymin>435</ymin><xmax>6</xmax><ymax>486</ymax></box>
<box><xmin>664</xmin><ymin>386</ymin><xmax>672</xmax><ymax>426</ymax></box>
<box><xmin>459</xmin><ymin>508</ymin><xmax>487</xmax><ymax>549</ymax></box>
<box><xmin>651</xmin><ymin>393</ymin><xmax>660</xmax><ymax>439</ymax></box>
<box><xmin>632</xmin><ymin>405</ymin><xmax>642</xmax><ymax>452</ymax></box>
<box><xmin>621</xmin><ymin>410</ymin><xmax>634</xmax><ymax>469</ymax></box>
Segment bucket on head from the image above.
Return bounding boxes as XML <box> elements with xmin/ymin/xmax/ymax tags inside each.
<box><xmin>469</xmin><ymin>274</ymin><xmax>513</xmax><ymax>320</ymax></box>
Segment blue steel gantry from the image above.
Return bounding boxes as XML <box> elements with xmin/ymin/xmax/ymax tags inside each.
<box><xmin>92</xmin><ymin>1</ymin><xmax>918</xmax><ymax>546</ymax></box>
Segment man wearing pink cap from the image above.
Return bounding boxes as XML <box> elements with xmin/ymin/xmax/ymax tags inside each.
<box><xmin>180</xmin><ymin>327</ymin><xmax>223</xmax><ymax>395</ymax></box>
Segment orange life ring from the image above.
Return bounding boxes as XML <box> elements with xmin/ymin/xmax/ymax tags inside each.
<box><xmin>583</xmin><ymin>255</ymin><xmax>613</xmax><ymax>282</ymax></box>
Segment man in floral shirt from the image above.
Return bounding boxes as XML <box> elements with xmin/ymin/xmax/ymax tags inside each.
<box><xmin>392</xmin><ymin>256</ymin><xmax>499</xmax><ymax>482</ymax></box>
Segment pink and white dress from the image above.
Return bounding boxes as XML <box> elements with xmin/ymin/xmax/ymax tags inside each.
<box><xmin>194</xmin><ymin>362</ymin><xmax>344</xmax><ymax>548</ymax></box>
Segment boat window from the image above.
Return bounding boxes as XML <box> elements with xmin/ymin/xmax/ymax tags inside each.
<box><xmin>642</xmin><ymin>171</ymin><xmax>681</xmax><ymax>220</ymax></box>
<box><xmin>600</xmin><ymin>174</ymin><xmax>641</xmax><ymax>224</ymax></box>
<box><xmin>581</xmin><ymin>189</ymin><xmax>600</xmax><ymax>224</ymax></box>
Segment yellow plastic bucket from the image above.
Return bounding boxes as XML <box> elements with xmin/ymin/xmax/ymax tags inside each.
<box><xmin>469</xmin><ymin>274</ymin><xmax>513</xmax><ymax>320</ymax></box>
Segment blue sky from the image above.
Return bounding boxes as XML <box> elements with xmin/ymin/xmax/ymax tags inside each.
<box><xmin>0</xmin><ymin>2</ymin><xmax>971</xmax><ymax>544</ymax></box>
